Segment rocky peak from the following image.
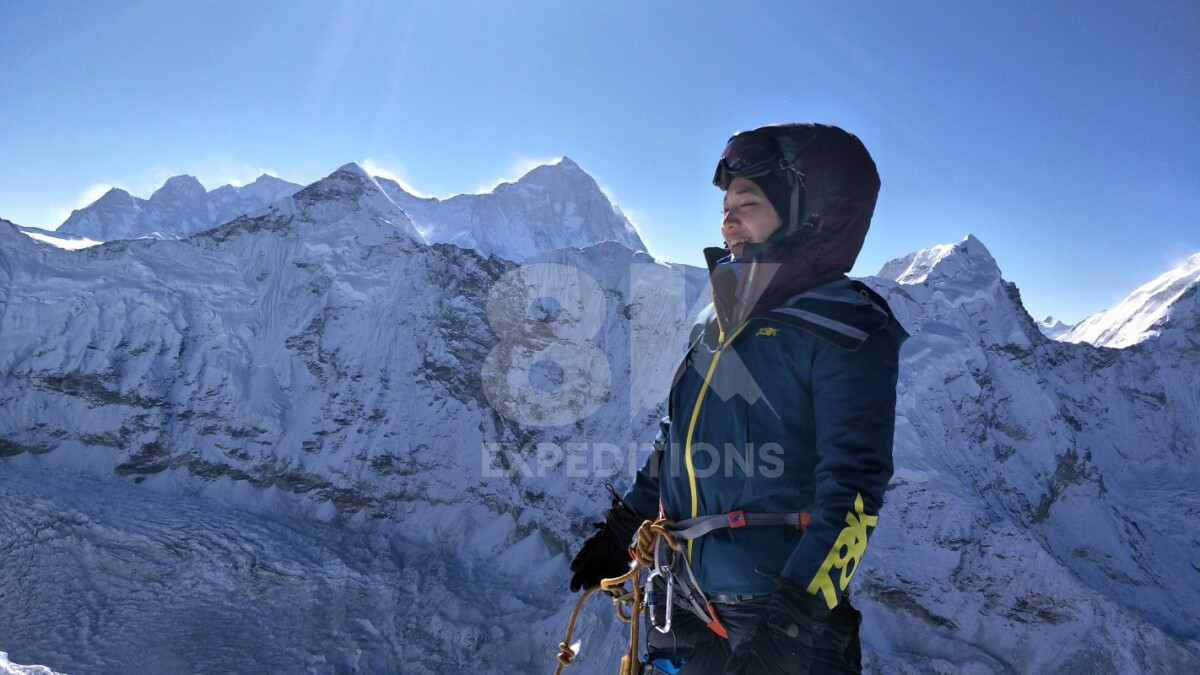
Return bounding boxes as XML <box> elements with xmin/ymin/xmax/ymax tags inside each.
<box><xmin>877</xmin><ymin>234</ymin><xmax>1001</xmax><ymax>286</ymax></box>
<box><xmin>248</xmin><ymin>173</ymin><xmax>290</xmax><ymax>188</ymax></box>
<box><xmin>262</xmin><ymin>163</ymin><xmax>422</xmax><ymax>243</ymax></box>
<box><xmin>512</xmin><ymin>156</ymin><xmax>586</xmax><ymax>185</ymax></box>
<box><xmin>93</xmin><ymin>187</ymin><xmax>140</xmax><ymax>209</ymax></box>
<box><xmin>875</xmin><ymin>234</ymin><xmax>1036</xmax><ymax>351</ymax></box>
<box><xmin>370</xmin><ymin>158</ymin><xmax>645</xmax><ymax>261</ymax></box>
<box><xmin>1036</xmin><ymin>316</ymin><xmax>1073</xmax><ymax>340</ymax></box>
<box><xmin>150</xmin><ymin>175</ymin><xmax>207</xmax><ymax>203</ymax></box>
<box><xmin>243</xmin><ymin>174</ymin><xmax>299</xmax><ymax>199</ymax></box>
<box><xmin>292</xmin><ymin>163</ymin><xmax>388</xmax><ymax>205</ymax></box>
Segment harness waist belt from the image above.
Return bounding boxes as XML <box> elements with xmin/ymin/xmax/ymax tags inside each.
<box><xmin>666</xmin><ymin>510</ymin><xmax>810</xmax><ymax>542</ymax></box>
<box><xmin>706</xmin><ymin>592</ymin><xmax>770</xmax><ymax>605</ymax></box>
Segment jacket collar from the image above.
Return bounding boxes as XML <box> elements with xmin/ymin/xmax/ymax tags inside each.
<box><xmin>702</xmin><ymin>242</ymin><xmax>847</xmax><ymax>337</ymax></box>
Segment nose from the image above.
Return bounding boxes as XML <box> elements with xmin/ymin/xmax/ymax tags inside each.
<box><xmin>722</xmin><ymin>210</ymin><xmax>741</xmax><ymax>235</ymax></box>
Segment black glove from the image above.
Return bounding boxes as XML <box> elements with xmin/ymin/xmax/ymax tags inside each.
<box><xmin>724</xmin><ymin>574</ymin><xmax>832</xmax><ymax>675</ymax></box>
<box><xmin>568</xmin><ymin>488</ymin><xmax>643</xmax><ymax>592</ymax></box>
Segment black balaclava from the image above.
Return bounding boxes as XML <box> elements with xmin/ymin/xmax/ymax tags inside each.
<box><xmin>748</xmin><ymin>173</ymin><xmax>793</xmax><ymax>237</ymax></box>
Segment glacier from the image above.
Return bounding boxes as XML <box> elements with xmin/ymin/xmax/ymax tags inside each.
<box><xmin>1</xmin><ymin>160</ymin><xmax>1198</xmax><ymax>674</ymax></box>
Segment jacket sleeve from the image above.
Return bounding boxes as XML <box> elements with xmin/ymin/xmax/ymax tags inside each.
<box><xmin>621</xmin><ymin>415</ymin><xmax>669</xmax><ymax>520</ymax></box>
<box><xmin>780</xmin><ymin>321</ymin><xmax>903</xmax><ymax>608</ymax></box>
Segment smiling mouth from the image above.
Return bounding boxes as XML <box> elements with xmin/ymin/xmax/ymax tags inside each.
<box><xmin>726</xmin><ymin>238</ymin><xmax>752</xmax><ymax>255</ymax></box>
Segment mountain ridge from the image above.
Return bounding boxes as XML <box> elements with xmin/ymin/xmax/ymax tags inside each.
<box><xmin>55</xmin><ymin>174</ymin><xmax>303</xmax><ymax>241</ymax></box>
<box><xmin>375</xmin><ymin>157</ymin><xmax>646</xmax><ymax>261</ymax></box>
<box><xmin>42</xmin><ymin>159</ymin><xmax>647</xmax><ymax>266</ymax></box>
<box><xmin>1063</xmin><ymin>252</ymin><xmax>1200</xmax><ymax>349</ymax></box>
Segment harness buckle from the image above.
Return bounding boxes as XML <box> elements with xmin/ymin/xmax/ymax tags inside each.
<box><xmin>726</xmin><ymin>510</ymin><xmax>746</xmax><ymax>528</ymax></box>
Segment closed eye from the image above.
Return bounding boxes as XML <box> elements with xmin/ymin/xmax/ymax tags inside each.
<box><xmin>723</xmin><ymin>201</ymin><xmax>759</xmax><ymax>213</ymax></box>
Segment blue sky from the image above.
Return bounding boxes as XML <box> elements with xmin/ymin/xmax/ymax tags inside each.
<box><xmin>1</xmin><ymin>1</ymin><xmax>1197</xmax><ymax>324</ymax></box>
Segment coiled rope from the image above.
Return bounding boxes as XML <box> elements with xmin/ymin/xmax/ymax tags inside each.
<box><xmin>555</xmin><ymin>519</ymin><xmax>677</xmax><ymax>675</ymax></box>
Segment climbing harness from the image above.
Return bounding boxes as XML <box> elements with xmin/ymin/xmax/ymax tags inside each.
<box><xmin>555</xmin><ymin>509</ymin><xmax>808</xmax><ymax>674</ymax></box>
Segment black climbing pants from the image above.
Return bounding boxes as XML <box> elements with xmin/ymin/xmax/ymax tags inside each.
<box><xmin>643</xmin><ymin>595</ymin><xmax>863</xmax><ymax>674</ymax></box>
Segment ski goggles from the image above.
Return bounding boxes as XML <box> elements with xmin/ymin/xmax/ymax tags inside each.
<box><xmin>712</xmin><ymin>129</ymin><xmax>808</xmax><ymax>190</ymax></box>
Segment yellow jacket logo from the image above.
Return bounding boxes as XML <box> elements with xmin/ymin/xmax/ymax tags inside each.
<box><xmin>756</xmin><ymin>327</ymin><xmax>780</xmax><ymax>337</ymax></box>
<box><xmin>807</xmin><ymin>493</ymin><xmax>878</xmax><ymax>608</ymax></box>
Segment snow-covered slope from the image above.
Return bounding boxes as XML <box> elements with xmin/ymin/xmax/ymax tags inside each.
<box><xmin>1062</xmin><ymin>252</ymin><xmax>1200</xmax><ymax>348</ymax></box>
<box><xmin>55</xmin><ymin>174</ymin><xmax>302</xmax><ymax>241</ymax></box>
<box><xmin>376</xmin><ymin>157</ymin><xmax>646</xmax><ymax>262</ymax></box>
<box><xmin>2</xmin><ymin>167</ymin><xmax>1197</xmax><ymax>675</ymax></box>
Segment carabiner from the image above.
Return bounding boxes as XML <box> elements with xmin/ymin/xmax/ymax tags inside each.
<box><xmin>645</xmin><ymin>567</ymin><xmax>675</xmax><ymax>634</ymax></box>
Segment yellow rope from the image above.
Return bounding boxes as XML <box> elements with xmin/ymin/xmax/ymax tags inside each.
<box><xmin>554</xmin><ymin>519</ymin><xmax>676</xmax><ymax>675</ymax></box>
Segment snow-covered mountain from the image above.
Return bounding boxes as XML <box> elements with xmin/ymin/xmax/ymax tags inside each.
<box><xmin>0</xmin><ymin>162</ymin><xmax>705</xmax><ymax>673</ymax></box>
<box><xmin>55</xmin><ymin>174</ymin><xmax>303</xmax><ymax>241</ymax></box>
<box><xmin>49</xmin><ymin>158</ymin><xmax>644</xmax><ymax>264</ymax></box>
<box><xmin>1062</xmin><ymin>252</ymin><xmax>1200</xmax><ymax>348</ymax></box>
<box><xmin>1035</xmin><ymin>315</ymin><xmax>1072</xmax><ymax>339</ymax></box>
<box><xmin>866</xmin><ymin>236</ymin><xmax>1199</xmax><ymax>673</ymax></box>
<box><xmin>375</xmin><ymin>157</ymin><xmax>646</xmax><ymax>262</ymax></box>
<box><xmin>2</xmin><ymin>161</ymin><xmax>1198</xmax><ymax>674</ymax></box>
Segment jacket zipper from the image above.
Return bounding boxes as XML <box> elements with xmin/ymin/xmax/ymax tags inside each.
<box><xmin>683</xmin><ymin>320</ymin><xmax>751</xmax><ymax>560</ymax></box>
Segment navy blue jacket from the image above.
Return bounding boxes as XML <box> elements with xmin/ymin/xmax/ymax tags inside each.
<box><xmin>623</xmin><ymin>274</ymin><xmax>906</xmax><ymax>607</ymax></box>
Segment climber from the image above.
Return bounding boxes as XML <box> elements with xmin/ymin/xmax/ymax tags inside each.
<box><xmin>569</xmin><ymin>123</ymin><xmax>907</xmax><ymax>674</ymax></box>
